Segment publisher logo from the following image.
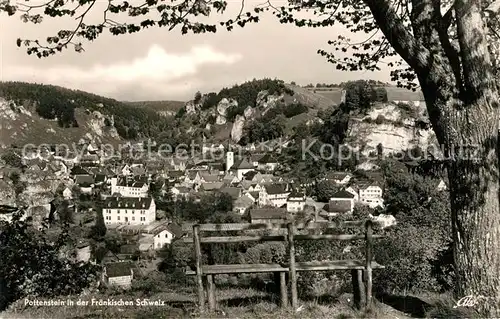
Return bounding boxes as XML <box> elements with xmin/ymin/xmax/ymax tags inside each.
<box><xmin>453</xmin><ymin>295</ymin><xmax>494</xmax><ymax>309</ymax></box>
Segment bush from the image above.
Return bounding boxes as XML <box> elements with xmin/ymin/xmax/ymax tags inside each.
<box><xmin>0</xmin><ymin>213</ymin><xmax>100</xmax><ymax>311</ymax></box>
<box><xmin>282</xmin><ymin>103</ymin><xmax>308</xmax><ymax>118</ymax></box>
<box><xmin>315</xmin><ymin>180</ymin><xmax>340</xmax><ymax>202</ymax></box>
<box><xmin>131</xmin><ymin>272</ymin><xmax>164</xmax><ymax>297</ymax></box>
<box><xmin>373</xmin><ymin>163</ymin><xmax>452</xmax><ymax>294</ymax></box>
<box><xmin>374</xmin><ymin>115</ymin><xmax>387</xmax><ymax>125</ymax></box>
<box><xmin>373</xmin><ymin>224</ymin><xmax>447</xmax><ymax>293</ymax></box>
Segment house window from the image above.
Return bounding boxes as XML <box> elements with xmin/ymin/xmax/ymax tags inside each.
<box><xmin>117</xmin><ymin>216</ymin><xmax>120</xmax><ymax>220</ymax></box>
<box><xmin>132</xmin><ymin>217</ymin><xmax>135</xmax><ymax>221</ymax></box>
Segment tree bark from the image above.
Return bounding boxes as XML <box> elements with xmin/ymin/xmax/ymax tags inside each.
<box><xmin>422</xmin><ymin>84</ymin><xmax>500</xmax><ymax>316</ymax></box>
<box><xmin>363</xmin><ymin>0</ymin><xmax>500</xmax><ymax>313</ymax></box>
<box><xmin>446</xmin><ymin>100</ymin><xmax>500</xmax><ymax>316</ymax></box>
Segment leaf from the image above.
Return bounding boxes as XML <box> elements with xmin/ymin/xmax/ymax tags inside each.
<box><xmin>74</xmin><ymin>43</ymin><xmax>84</xmax><ymax>52</ymax></box>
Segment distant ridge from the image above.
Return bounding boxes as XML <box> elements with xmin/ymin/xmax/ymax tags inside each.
<box><xmin>124</xmin><ymin>100</ymin><xmax>185</xmax><ymax>113</ymax></box>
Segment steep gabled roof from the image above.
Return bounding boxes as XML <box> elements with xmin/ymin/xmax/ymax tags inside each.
<box><xmin>75</xmin><ymin>175</ymin><xmax>94</xmax><ymax>186</ymax></box>
<box><xmin>166</xmin><ymin>223</ymin><xmax>185</xmax><ymax>238</ymax></box>
<box><xmin>200</xmin><ymin>182</ymin><xmax>225</xmax><ymax>191</ymax></box>
<box><xmin>331</xmin><ymin>190</ymin><xmax>355</xmax><ymax>199</ymax></box>
<box><xmin>233</xmin><ymin>157</ymin><xmax>255</xmax><ymax>170</ymax></box>
<box><xmin>71</xmin><ymin>166</ymin><xmax>90</xmax><ymax>176</ymax></box>
<box><xmin>328</xmin><ymin>199</ymin><xmax>352</xmax><ymax>213</ymax></box>
<box><xmin>243</xmin><ymin>171</ymin><xmax>258</xmax><ymax>181</ymax></box>
<box><xmin>201</xmin><ymin>173</ymin><xmax>220</xmax><ymax>183</ymax></box>
<box><xmin>104</xmin><ymin>197</ymin><xmax>154</xmax><ymax>209</ymax></box>
<box><xmin>264</xmin><ymin>184</ymin><xmax>288</xmax><ymax>195</ymax></box>
<box><xmin>220</xmin><ymin>187</ymin><xmax>241</xmax><ymax>200</ymax></box>
<box><xmin>105</xmin><ymin>261</ymin><xmax>134</xmax><ymax>278</ymax></box>
<box><xmin>168</xmin><ymin>170</ymin><xmax>184</xmax><ymax>178</ymax></box>
<box><xmin>257</xmin><ymin>153</ymin><xmax>277</xmax><ymax>164</ymax></box>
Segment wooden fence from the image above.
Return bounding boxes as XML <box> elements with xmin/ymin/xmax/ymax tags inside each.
<box><xmin>182</xmin><ymin>220</ymin><xmax>384</xmax><ymax>312</ymax></box>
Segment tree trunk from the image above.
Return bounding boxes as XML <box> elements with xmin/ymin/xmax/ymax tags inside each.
<box><xmin>421</xmin><ymin>77</ymin><xmax>500</xmax><ymax>315</ymax></box>
<box><xmin>448</xmin><ymin>127</ymin><xmax>500</xmax><ymax>316</ymax></box>
<box><xmin>433</xmin><ymin>97</ymin><xmax>500</xmax><ymax>316</ymax></box>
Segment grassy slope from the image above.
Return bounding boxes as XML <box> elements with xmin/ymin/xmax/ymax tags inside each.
<box><xmin>0</xmin><ymin>107</ymin><xmax>122</xmax><ymax>149</ymax></box>
<box><xmin>306</xmin><ymin>87</ymin><xmax>425</xmax><ymax>104</ymax></box>
<box><xmin>1</xmin><ymin>287</ymin><xmax>412</xmax><ymax>319</ymax></box>
<box><xmin>2</xmin><ymin>285</ymin><xmax>480</xmax><ymax>319</ymax></box>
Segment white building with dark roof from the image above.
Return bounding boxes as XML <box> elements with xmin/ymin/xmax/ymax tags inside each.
<box><xmin>347</xmin><ymin>181</ymin><xmax>384</xmax><ymax>208</ymax></box>
<box><xmin>259</xmin><ymin>184</ymin><xmax>291</xmax><ymax>208</ymax></box>
<box><xmin>152</xmin><ymin>223</ymin><xmax>185</xmax><ymax>249</ymax></box>
<box><xmin>110</xmin><ymin>177</ymin><xmax>149</xmax><ymax>198</ymax></box>
<box><xmin>287</xmin><ymin>191</ymin><xmax>306</xmax><ymax>213</ymax></box>
<box><xmin>102</xmin><ymin>261</ymin><xmax>134</xmax><ymax>289</ymax></box>
<box><xmin>327</xmin><ymin>190</ymin><xmax>356</xmax><ymax>215</ymax></box>
<box><xmin>230</xmin><ymin>156</ymin><xmax>256</xmax><ymax>180</ymax></box>
<box><xmin>103</xmin><ymin>197</ymin><xmax>156</xmax><ymax>226</ymax></box>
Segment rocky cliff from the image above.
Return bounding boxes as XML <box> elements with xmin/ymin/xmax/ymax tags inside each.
<box><xmin>178</xmin><ymin>81</ymin><xmax>336</xmax><ymax>143</ymax></box>
<box><xmin>346</xmin><ymin>101</ymin><xmax>438</xmax><ymax>156</ymax></box>
<box><xmin>0</xmin><ymin>97</ymin><xmax>122</xmax><ymax>148</ymax></box>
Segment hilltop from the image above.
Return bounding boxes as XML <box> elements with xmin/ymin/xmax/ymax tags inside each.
<box><xmin>0</xmin><ymin>82</ymin><xmax>180</xmax><ymax>149</ymax></box>
<box><xmin>307</xmin><ymin>86</ymin><xmax>424</xmax><ymax>104</ymax></box>
<box><xmin>167</xmin><ymin>79</ymin><xmax>339</xmax><ymax>145</ymax></box>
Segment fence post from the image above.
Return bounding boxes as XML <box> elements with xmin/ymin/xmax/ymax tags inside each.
<box><xmin>351</xmin><ymin>269</ymin><xmax>366</xmax><ymax>309</ymax></box>
<box><xmin>207</xmin><ymin>274</ymin><xmax>216</xmax><ymax>311</ymax></box>
<box><xmin>280</xmin><ymin>272</ymin><xmax>288</xmax><ymax>308</ymax></box>
<box><xmin>193</xmin><ymin>224</ymin><xmax>205</xmax><ymax>312</ymax></box>
<box><xmin>288</xmin><ymin>222</ymin><xmax>298</xmax><ymax>309</ymax></box>
<box><xmin>365</xmin><ymin>219</ymin><xmax>373</xmax><ymax>311</ymax></box>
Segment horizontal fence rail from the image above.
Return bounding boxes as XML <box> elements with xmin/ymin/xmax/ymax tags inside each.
<box><xmin>181</xmin><ymin>220</ymin><xmax>374</xmax><ymax>232</ymax></box>
<box><xmin>182</xmin><ymin>233</ymin><xmax>384</xmax><ymax>244</ymax></box>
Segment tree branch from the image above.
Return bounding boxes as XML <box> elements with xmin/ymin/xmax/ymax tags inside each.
<box><xmin>455</xmin><ymin>0</ymin><xmax>496</xmax><ymax>102</ymax></box>
<box><xmin>362</xmin><ymin>0</ymin><xmax>429</xmax><ymax>71</ymax></box>
<box><xmin>486</xmin><ymin>0</ymin><xmax>500</xmax><ymax>14</ymax></box>
<box><xmin>433</xmin><ymin>1</ymin><xmax>466</xmax><ymax>98</ymax></box>
<box><xmin>442</xmin><ymin>7</ymin><xmax>453</xmax><ymax>29</ymax></box>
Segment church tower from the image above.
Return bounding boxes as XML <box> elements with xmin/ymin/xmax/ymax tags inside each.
<box><xmin>226</xmin><ymin>150</ymin><xmax>234</xmax><ymax>172</ymax></box>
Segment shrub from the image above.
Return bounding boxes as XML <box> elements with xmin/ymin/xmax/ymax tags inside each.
<box><xmin>283</xmin><ymin>103</ymin><xmax>308</xmax><ymax>118</ymax></box>
<box><xmin>373</xmin><ymin>164</ymin><xmax>452</xmax><ymax>294</ymax></box>
<box><xmin>194</xmin><ymin>91</ymin><xmax>202</xmax><ymax>104</ymax></box>
<box><xmin>373</xmin><ymin>224</ymin><xmax>448</xmax><ymax>293</ymax></box>
<box><xmin>315</xmin><ymin>180</ymin><xmax>340</xmax><ymax>202</ymax></box>
<box><xmin>374</xmin><ymin>115</ymin><xmax>387</xmax><ymax>125</ymax></box>
<box><xmin>0</xmin><ymin>213</ymin><xmax>100</xmax><ymax>311</ymax></box>
<box><xmin>131</xmin><ymin>272</ymin><xmax>164</xmax><ymax>297</ymax></box>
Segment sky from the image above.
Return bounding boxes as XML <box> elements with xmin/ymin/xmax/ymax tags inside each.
<box><xmin>0</xmin><ymin>1</ymin><xmax>393</xmax><ymax>102</ymax></box>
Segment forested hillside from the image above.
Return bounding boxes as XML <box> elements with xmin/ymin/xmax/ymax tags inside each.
<box><xmin>0</xmin><ymin>82</ymin><xmax>173</xmax><ymax>140</ymax></box>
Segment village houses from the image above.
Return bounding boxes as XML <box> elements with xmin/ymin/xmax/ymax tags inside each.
<box><xmin>286</xmin><ymin>191</ymin><xmax>306</xmax><ymax>213</ymax></box>
<box><xmin>110</xmin><ymin>176</ymin><xmax>149</xmax><ymax>198</ymax></box>
<box><xmin>102</xmin><ymin>261</ymin><xmax>134</xmax><ymax>289</ymax></box>
<box><xmin>259</xmin><ymin>184</ymin><xmax>291</xmax><ymax>208</ymax></box>
<box><xmin>102</xmin><ymin>197</ymin><xmax>156</xmax><ymax>226</ymax></box>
